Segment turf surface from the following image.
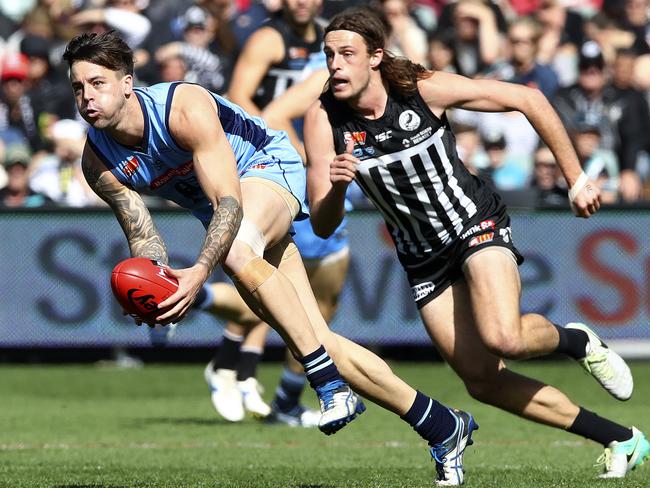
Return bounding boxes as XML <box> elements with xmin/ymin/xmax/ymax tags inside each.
<box><xmin>0</xmin><ymin>361</ymin><xmax>648</xmax><ymax>487</ymax></box>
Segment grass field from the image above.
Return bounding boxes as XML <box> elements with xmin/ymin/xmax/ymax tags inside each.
<box><xmin>0</xmin><ymin>361</ymin><xmax>648</xmax><ymax>488</ymax></box>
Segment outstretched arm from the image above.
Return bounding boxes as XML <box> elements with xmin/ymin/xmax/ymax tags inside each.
<box><xmin>82</xmin><ymin>142</ymin><xmax>167</xmax><ymax>263</ymax></box>
<box><xmin>156</xmin><ymin>84</ymin><xmax>243</xmax><ymax>322</ymax></box>
<box><xmin>419</xmin><ymin>72</ymin><xmax>600</xmax><ymax>218</ymax></box>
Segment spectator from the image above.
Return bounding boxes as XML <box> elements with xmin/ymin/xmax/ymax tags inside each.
<box><xmin>534</xmin><ymin>0</ymin><xmax>585</xmax><ymax>86</ymax></box>
<box><xmin>489</xmin><ymin>16</ymin><xmax>559</xmax><ymax>99</ymax></box>
<box><xmin>572</xmin><ymin>112</ymin><xmax>620</xmax><ymax>203</ymax></box>
<box><xmin>0</xmin><ymin>51</ymin><xmax>45</xmax><ymax>152</ymax></box>
<box><xmin>453</xmin><ymin>121</ymin><xmax>487</xmax><ymax>174</ymax></box>
<box><xmin>554</xmin><ymin>41</ymin><xmax>645</xmax><ymax>202</ymax></box>
<box><xmin>427</xmin><ymin>28</ymin><xmax>456</xmax><ymax>72</ymax></box>
<box><xmin>479</xmin><ymin>130</ymin><xmax>528</xmax><ymax>190</ymax></box>
<box><xmin>29</xmin><ymin>119</ymin><xmax>100</xmax><ymax>207</ymax></box>
<box><xmin>437</xmin><ymin>0</ymin><xmax>503</xmax><ymax>78</ymax></box>
<box><xmin>529</xmin><ymin>145</ymin><xmax>568</xmax><ymax>207</ymax></box>
<box><xmin>158</xmin><ymin>54</ymin><xmax>188</xmax><ymax>83</ymax></box>
<box><xmin>0</xmin><ymin>142</ymin><xmax>52</xmax><ymax>207</ymax></box>
<box><xmin>154</xmin><ymin>5</ymin><xmax>232</xmax><ymax>94</ymax></box>
<box><xmin>20</xmin><ymin>34</ymin><xmax>77</xmax><ymax>122</ymax></box>
<box><xmin>621</xmin><ymin>0</ymin><xmax>650</xmax><ymax>55</ymax></box>
<box><xmin>70</xmin><ymin>0</ymin><xmax>152</xmax><ymax>49</ymax></box>
<box><xmin>378</xmin><ymin>0</ymin><xmax>429</xmax><ymax>66</ymax></box>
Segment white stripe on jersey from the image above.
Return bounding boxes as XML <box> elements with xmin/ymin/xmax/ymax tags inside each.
<box><xmin>355</xmin><ymin>128</ymin><xmax>476</xmax><ymax>255</ymax></box>
<box><xmin>432</xmin><ymin>135</ymin><xmax>477</xmax><ymax>225</ymax></box>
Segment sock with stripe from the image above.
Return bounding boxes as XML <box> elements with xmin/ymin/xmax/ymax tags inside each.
<box><xmin>401</xmin><ymin>391</ymin><xmax>457</xmax><ymax>446</ymax></box>
<box><xmin>236</xmin><ymin>345</ymin><xmax>263</xmax><ymax>381</ymax></box>
<box><xmin>211</xmin><ymin>329</ymin><xmax>243</xmax><ymax>371</ymax></box>
<box><xmin>299</xmin><ymin>345</ymin><xmax>342</xmax><ymax>390</ymax></box>
<box><xmin>272</xmin><ymin>366</ymin><xmax>307</xmax><ymax>413</ymax></box>
<box><xmin>193</xmin><ymin>283</ymin><xmax>214</xmax><ymax>311</ymax></box>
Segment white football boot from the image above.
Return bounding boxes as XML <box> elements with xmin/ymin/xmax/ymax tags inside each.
<box><xmin>238</xmin><ymin>377</ymin><xmax>272</xmax><ymax>418</ymax></box>
<box><xmin>315</xmin><ymin>379</ymin><xmax>366</xmax><ymax>435</ymax></box>
<box><xmin>430</xmin><ymin>409</ymin><xmax>479</xmax><ymax>486</ymax></box>
<box><xmin>596</xmin><ymin>427</ymin><xmax>650</xmax><ymax>478</ymax></box>
<box><xmin>566</xmin><ymin>323</ymin><xmax>633</xmax><ymax>400</ymax></box>
<box><xmin>203</xmin><ymin>363</ymin><xmax>244</xmax><ymax>422</ymax></box>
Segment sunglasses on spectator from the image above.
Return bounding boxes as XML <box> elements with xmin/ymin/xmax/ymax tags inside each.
<box><xmin>535</xmin><ymin>160</ymin><xmax>556</xmax><ymax>167</ymax></box>
<box><xmin>509</xmin><ymin>37</ymin><xmax>535</xmax><ymax>45</ymax></box>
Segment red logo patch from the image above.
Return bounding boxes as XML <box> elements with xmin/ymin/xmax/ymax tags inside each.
<box><xmin>121</xmin><ymin>155</ymin><xmax>139</xmax><ymax>178</ymax></box>
<box><xmin>343</xmin><ymin>131</ymin><xmax>367</xmax><ymax>145</ymax></box>
<box><xmin>469</xmin><ymin>232</ymin><xmax>494</xmax><ymax>248</ymax></box>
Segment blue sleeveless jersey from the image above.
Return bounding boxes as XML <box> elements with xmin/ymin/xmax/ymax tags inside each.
<box><xmin>86</xmin><ymin>82</ymin><xmax>307</xmax><ymax>226</ymax></box>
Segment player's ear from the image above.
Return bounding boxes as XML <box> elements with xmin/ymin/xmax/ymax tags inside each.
<box><xmin>122</xmin><ymin>73</ymin><xmax>133</xmax><ymax>96</ymax></box>
<box><xmin>369</xmin><ymin>49</ymin><xmax>383</xmax><ymax>69</ymax></box>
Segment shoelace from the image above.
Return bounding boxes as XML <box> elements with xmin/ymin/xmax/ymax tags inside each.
<box><xmin>316</xmin><ymin>381</ymin><xmax>345</xmax><ymax>409</ymax></box>
<box><xmin>595</xmin><ymin>449</ymin><xmax>612</xmax><ymax>470</ymax></box>
<box><xmin>585</xmin><ymin>350</ymin><xmax>615</xmax><ymax>382</ymax></box>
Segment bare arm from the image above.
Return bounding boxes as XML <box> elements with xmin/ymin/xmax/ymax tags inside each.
<box><xmin>262</xmin><ymin>69</ymin><xmax>329</xmax><ymax>162</ymax></box>
<box><xmin>304</xmin><ymin>100</ymin><xmax>355</xmax><ymax>238</ymax></box>
<box><xmin>420</xmin><ymin>72</ymin><xmax>600</xmax><ymax>216</ymax></box>
<box><xmin>227</xmin><ymin>27</ymin><xmax>284</xmax><ymax>116</ymax></box>
<box><xmin>169</xmin><ymin>84</ymin><xmax>243</xmax><ymax>278</ymax></box>
<box><xmin>81</xmin><ymin>142</ymin><xmax>168</xmax><ymax>263</ymax></box>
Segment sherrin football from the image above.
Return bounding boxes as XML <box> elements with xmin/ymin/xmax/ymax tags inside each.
<box><xmin>110</xmin><ymin>257</ymin><xmax>179</xmax><ymax>322</ymax></box>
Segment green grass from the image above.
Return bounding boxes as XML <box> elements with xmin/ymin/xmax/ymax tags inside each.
<box><xmin>0</xmin><ymin>361</ymin><xmax>648</xmax><ymax>487</ymax></box>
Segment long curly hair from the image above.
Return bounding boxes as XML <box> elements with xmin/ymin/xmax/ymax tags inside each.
<box><xmin>325</xmin><ymin>7</ymin><xmax>432</xmax><ymax>96</ymax></box>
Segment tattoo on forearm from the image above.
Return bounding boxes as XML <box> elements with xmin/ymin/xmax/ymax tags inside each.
<box><xmin>83</xmin><ymin>160</ymin><xmax>168</xmax><ymax>264</ymax></box>
<box><xmin>197</xmin><ymin>196</ymin><xmax>242</xmax><ymax>274</ymax></box>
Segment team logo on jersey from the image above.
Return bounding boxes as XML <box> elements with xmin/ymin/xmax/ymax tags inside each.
<box><xmin>411</xmin><ymin>281</ymin><xmax>435</xmax><ymax>302</ymax></box>
<box><xmin>499</xmin><ymin>227</ymin><xmax>512</xmax><ymax>243</ymax></box>
<box><xmin>469</xmin><ymin>232</ymin><xmax>494</xmax><ymax>248</ymax></box>
<box><xmin>120</xmin><ymin>155</ymin><xmax>139</xmax><ymax>178</ymax></box>
<box><xmin>343</xmin><ymin>131</ymin><xmax>367</xmax><ymax>145</ymax></box>
<box><xmin>376</xmin><ymin>130</ymin><xmax>392</xmax><ymax>142</ymax></box>
<box><xmin>398</xmin><ymin>110</ymin><xmax>421</xmax><ymax>131</ymax></box>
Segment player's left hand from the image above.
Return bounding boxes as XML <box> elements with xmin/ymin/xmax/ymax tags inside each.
<box><xmin>155</xmin><ymin>265</ymin><xmax>207</xmax><ymax>324</ymax></box>
<box><xmin>570</xmin><ymin>177</ymin><xmax>601</xmax><ymax>218</ymax></box>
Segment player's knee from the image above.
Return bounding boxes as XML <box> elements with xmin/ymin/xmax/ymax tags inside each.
<box><xmin>226</xmin><ymin>255</ymin><xmax>276</xmax><ymax>294</ymax></box>
<box><xmin>482</xmin><ymin>331</ymin><xmax>527</xmax><ymax>359</ymax></box>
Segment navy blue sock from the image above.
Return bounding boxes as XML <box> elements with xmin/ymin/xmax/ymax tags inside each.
<box><xmin>299</xmin><ymin>345</ymin><xmax>342</xmax><ymax>389</ymax></box>
<box><xmin>401</xmin><ymin>391</ymin><xmax>457</xmax><ymax>446</ymax></box>
<box><xmin>272</xmin><ymin>366</ymin><xmax>306</xmax><ymax>413</ymax></box>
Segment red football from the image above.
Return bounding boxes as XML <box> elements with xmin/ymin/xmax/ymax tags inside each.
<box><xmin>110</xmin><ymin>258</ymin><xmax>179</xmax><ymax>322</ymax></box>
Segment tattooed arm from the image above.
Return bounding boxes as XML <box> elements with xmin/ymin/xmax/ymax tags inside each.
<box><xmin>81</xmin><ymin>143</ymin><xmax>168</xmax><ymax>263</ymax></box>
<box><xmin>154</xmin><ymin>84</ymin><xmax>243</xmax><ymax>323</ymax></box>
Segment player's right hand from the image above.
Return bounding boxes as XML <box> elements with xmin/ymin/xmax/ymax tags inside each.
<box><xmin>330</xmin><ymin>138</ymin><xmax>359</xmax><ymax>188</ymax></box>
<box><xmin>570</xmin><ymin>177</ymin><xmax>601</xmax><ymax>218</ymax></box>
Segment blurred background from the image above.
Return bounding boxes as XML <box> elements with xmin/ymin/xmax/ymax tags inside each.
<box><xmin>1</xmin><ymin>0</ymin><xmax>650</xmax><ymax>363</ymax></box>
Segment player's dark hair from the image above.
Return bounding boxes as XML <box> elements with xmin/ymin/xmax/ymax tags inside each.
<box><xmin>325</xmin><ymin>7</ymin><xmax>432</xmax><ymax>96</ymax></box>
<box><xmin>63</xmin><ymin>30</ymin><xmax>134</xmax><ymax>76</ymax></box>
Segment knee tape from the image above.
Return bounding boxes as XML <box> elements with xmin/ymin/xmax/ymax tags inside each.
<box><xmin>234</xmin><ymin>218</ymin><xmax>266</xmax><ymax>257</ymax></box>
<box><xmin>233</xmin><ymin>257</ymin><xmax>275</xmax><ymax>293</ymax></box>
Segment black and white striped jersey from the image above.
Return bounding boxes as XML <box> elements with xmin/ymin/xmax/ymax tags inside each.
<box><xmin>320</xmin><ymin>88</ymin><xmax>508</xmax><ymax>264</ymax></box>
<box><xmin>253</xmin><ymin>14</ymin><xmax>324</xmax><ymax>110</ymax></box>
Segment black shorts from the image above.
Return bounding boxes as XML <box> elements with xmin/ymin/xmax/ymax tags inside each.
<box><xmin>401</xmin><ymin>214</ymin><xmax>524</xmax><ymax>309</ymax></box>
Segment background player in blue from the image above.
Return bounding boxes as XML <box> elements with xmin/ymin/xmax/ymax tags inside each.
<box><xmin>197</xmin><ymin>0</ymin><xmax>353</xmax><ymax>426</ymax></box>
<box><xmin>63</xmin><ymin>32</ymin><xmax>477</xmax><ymax>476</ymax></box>
<box><xmin>304</xmin><ymin>7</ymin><xmax>649</xmax><ymax>482</ymax></box>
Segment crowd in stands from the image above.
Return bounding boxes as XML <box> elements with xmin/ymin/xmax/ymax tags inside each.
<box><xmin>1</xmin><ymin>0</ymin><xmax>649</xmax><ymax>209</ymax></box>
